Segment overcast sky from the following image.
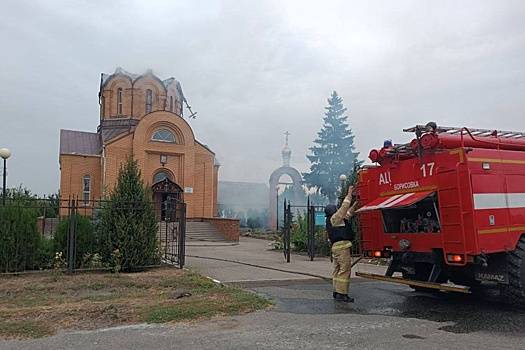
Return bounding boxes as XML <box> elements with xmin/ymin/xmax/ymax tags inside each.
<box><xmin>1</xmin><ymin>0</ymin><xmax>525</xmax><ymax>194</ymax></box>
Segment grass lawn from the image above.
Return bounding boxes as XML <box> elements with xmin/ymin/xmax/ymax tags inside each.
<box><xmin>0</xmin><ymin>267</ymin><xmax>271</xmax><ymax>339</ymax></box>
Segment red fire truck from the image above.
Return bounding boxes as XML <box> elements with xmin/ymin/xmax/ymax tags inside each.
<box><xmin>355</xmin><ymin>122</ymin><xmax>525</xmax><ymax>301</ymax></box>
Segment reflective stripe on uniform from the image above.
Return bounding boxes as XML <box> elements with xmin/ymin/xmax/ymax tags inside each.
<box><xmin>332</xmin><ymin>240</ymin><xmax>352</xmax><ymax>251</ymax></box>
<box><xmin>333</xmin><ymin>277</ymin><xmax>350</xmax><ymax>283</ymax></box>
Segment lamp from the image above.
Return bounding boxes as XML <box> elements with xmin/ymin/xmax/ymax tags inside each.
<box><xmin>160</xmin><ymin>154</ymin><xmax>168</xmax><ymax>166</ymax></box>
<box><xmin>0</xmin><ymin>148</ymin><xmax>11</xmax><ymax>206</ymax></box>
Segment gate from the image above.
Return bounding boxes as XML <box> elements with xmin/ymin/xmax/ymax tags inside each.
<box><xmin>159</xmin><ymin>197</ymin><xmax>186</xmax><ymax>268</ymax></box>
<box><xmin>282</xmin><ymin>200</ymin><xmax>292</xmax><ymax>263</ymax></box>
<box><xmin>306</xmin><ymin>200</ymin><xmax>331</xmax><ymax>261</ymax></box>
<box><xmin>281</xmin><ymin>199</ymin><xmax>358</xmax><ymax>263</ymax></box>
<box><xmin>281</xmin><ymin>199</ymin><xmax>328</xmax><ymax>263</ymax></box>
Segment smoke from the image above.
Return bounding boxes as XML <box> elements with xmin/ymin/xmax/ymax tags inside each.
<box><xmin>2</xmin><ymin>1</ymin><xmax>525</xmax><ymax>193</ymax></box>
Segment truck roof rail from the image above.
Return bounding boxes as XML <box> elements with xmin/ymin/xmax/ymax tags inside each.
<box><xmin>403</xmin><ymin>125</ymin><xmax>525</xmax><ymax>140</ymax></box>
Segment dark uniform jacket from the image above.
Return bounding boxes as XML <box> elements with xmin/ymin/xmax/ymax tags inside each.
<box><xmin>326</xmin><ymin>218</ymin><xmax>355</xmax><ymax>245</ymax></box>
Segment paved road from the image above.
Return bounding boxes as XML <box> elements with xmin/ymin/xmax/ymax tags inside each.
<box><xmin>185</xmin><ymin>236</ymin><xmax>386</xmax><ymax>282</ymax></box>
<box><xmin>3</xmin><ymin>278</ymin><xmax>524</xmax><ymax>350</ymax></box>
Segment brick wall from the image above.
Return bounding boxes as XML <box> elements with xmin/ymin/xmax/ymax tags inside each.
<box><xmin>61</xmin><ymin>73</ymin><xmax>218</xmax><ymax>220</ymax></box>
<box><xmin>188</xmin><ymin>217</ymin><xmax>240</xmax><ymax>242</ymax></box>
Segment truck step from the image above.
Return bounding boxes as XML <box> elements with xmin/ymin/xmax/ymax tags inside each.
<box><xmin>356</xmin><ymin>272</ymin><xmax>471</xmax><ymax>294</ymax></box>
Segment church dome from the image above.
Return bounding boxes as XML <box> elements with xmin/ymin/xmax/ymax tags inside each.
<box><xmin>281</xmin><ymin>132</ymin><xmax>292</xmax><ymax>166</ymax></box>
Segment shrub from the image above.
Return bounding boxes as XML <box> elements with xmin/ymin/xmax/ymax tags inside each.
<box><xmin>53</xmin><ymin>214</ymin><xmax>96</xmax><ymax>268</ymax></box>
<box><xmin>291</xmin><ymin>214</ymin><xmax>308</xmax><ymax>252</ymax></box>
<box><xmin>36</xmin><ymin>237</ymin><xmax>55</xmax><ymax>269</ymax></box>
<box><xmin>97</xmin><ymin>157</ymin><xmax>159</xmax><ymax>271</ymax></box>
<box><xmin>0</xmin><ymin>202</ymin><xmax>42</xmax><ymax>272</ymax></box>
<box><xmin>289</xmin><ymin>213</ymin><xmax>331</xmax><ymax>256</ymax></box>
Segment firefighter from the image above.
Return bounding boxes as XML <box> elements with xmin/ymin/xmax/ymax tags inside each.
<box><xmin>325</xmin><ymin>187</ymin><xmax>358</xmax><ymax>302</ymax></box>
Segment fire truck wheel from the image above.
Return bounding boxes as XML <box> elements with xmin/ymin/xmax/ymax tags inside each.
<box><xmin>502</xmin><ymin>236</ymin><xmax>525</xmax><ymax>304</ymax></box>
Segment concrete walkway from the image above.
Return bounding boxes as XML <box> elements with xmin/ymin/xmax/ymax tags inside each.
<box><xmin>185</xmin><ymin>236</ymin><xmax>386</xmax><ymax>284</ymax></box>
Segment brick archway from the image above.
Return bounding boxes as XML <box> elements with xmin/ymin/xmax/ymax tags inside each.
<box><xmin>268</xmin><ymin>166</ymin><xmax>303</xmax><ymax>230</ymax></box>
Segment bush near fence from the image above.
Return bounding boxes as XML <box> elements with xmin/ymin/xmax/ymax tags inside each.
<box><xmin>54</xmin><ymin>213</ymin><xmax>97</xmax><ymax>269</ymax></box>
<box><xmin>96</xmin><ymin>157</ymin><xmax>160</xmax><ymax>271</ymax></box>
<box><xmin>0</xmin><ymin>202</ymin><xmax>43</xmax><ymax>272</ymax></box>
<box><xmin>290</xmin><ymin>214</ymin><xmax>331</xmax><ymax>256</ymax></box>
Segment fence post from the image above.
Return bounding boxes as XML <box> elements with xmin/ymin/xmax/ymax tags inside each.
<box><xmin>179</xmin><ymin>202</ymin><xmax>186</xmax><ymax>269</ymax></box>
<box><xmin>307</xmin><ymin>203</ymin><xmax>315</xmax><ymax>261</ymax></box>
<box><xmin>67</xmin><ymin>199</ymin><xmax>77</xmax><ymax>273</ymax></box>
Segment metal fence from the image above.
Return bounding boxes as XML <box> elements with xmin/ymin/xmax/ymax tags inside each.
<box><xmin>0</xmin><ymin>197</ymin><xmax>186</xmax><ymax>273</ymax></box>
<box><xmin>281</xmin><ymin>199</ymin><xmax>361</xmax><ymax>263</ymax></box>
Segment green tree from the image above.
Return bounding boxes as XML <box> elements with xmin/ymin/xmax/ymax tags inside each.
<box><xmin>97</xmin><ymin>157</ymin><xmax>159</xmax><ymax>271</ymax></box>
<box><xmin>304</xmin><ymin>91</ymin><xmax>359</xmax><ymax>202</ymax></box>
<box><xmin>0</xmin><ymin>202</ymin><xmax>41</xmax><ymax>272</ymax></box>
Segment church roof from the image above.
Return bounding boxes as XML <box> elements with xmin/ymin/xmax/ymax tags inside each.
<box><xmin>100</xmin><ymin>67</ymin><xmax>185</xmax><ymax>101</ymax></box>
<box><xmin>60</xmin><ymin>129</ymin><xmax>101</xmax><ymax>156</ymax></box>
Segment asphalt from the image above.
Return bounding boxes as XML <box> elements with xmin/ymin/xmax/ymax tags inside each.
<box><xmin>185</xmin><ymin>236</ymin><xmax>387</xmax><ymax>282</ymax></box>
<box><xmin>3</xmin><ymin>279</ymin><xmax>524</xmax><ymax>350</ymax></box>
<box><xmin>2</xmin><ymin>237</ymin><xmax>524</xmax><ymax>349</ymax></box>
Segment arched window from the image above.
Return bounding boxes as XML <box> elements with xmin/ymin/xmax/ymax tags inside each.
<box><xmin>153</xmin><ymin>170</ymin><xmax>172</xmax><ymax>184</ymax></box>
<box><xmin>169</xmin><ymin>96</ymin><xmax>173</xmax><ymax>112</ymax></box>
<box><xmin>117</xmin><ymin>88</ymin><xmax>123</xmax><ymax>116</ymax></box>
<box><xmin>82</xmin><ymin>175</ymin><xmax>91</xmax><ymax>205</ymax></box>
<box><xmin>145</xmin><ymin>89</ymin><xmax>153</xmax><ymax>113</ymax></box>
<box><xmin>151</xmin><ymin>128</ymin><xmax>176</xmax><ymax>143</ymax></box>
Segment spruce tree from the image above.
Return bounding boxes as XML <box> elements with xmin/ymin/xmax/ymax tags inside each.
<box><xmin>97</xmin><ymin>157</ymin><xmax>159</xmax><ymax>270</ymax></box>
<box><xmin>303</xmin><ymin>91</ymin><xmax>359</xmax><ymax>203</ymax></box>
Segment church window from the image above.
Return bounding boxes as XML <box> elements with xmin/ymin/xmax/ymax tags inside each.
<box><xmin>153</xmin><ymin>170</ymin><xmax>172</xmax><ymax>184</ymax></box>
<box><xmin>169</xmin><ymin>96</ymin><xmax>173</xmax><ymax>112</ymax></box>
<box><xmin>117</xmin><ymin>88</ymin><xmax>123</xmax><ymax>116</ymax></box>
<box><xmin>82</xmin><ymin>175</ymin><xmax>91</xmax><ymax>205</ymax></box>
<box><xmin>151</xmin><ymin>128</ymin><xmax>176</xmax><ymax>143</ymax></box>
<box><xmin>146</xmin><ymin>89</ymin><xmax>153</xmax><ymax>113</ymax></box>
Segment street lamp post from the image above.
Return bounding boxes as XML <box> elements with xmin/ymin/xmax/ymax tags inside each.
<box><xmin>275</xmin><ymin>185</ymin><xmax>279</xmax><ymax>231</ymax></box>
<box><xmin>0</xmin><ymin>148</ymin><xmax>12</xmax><ymax>206</ymax></box>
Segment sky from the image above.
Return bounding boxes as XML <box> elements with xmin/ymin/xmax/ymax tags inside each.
<box><xmin>1</xmin><ymin>0</ymin><xmax>525</xmax><ymax>194</ymax></box>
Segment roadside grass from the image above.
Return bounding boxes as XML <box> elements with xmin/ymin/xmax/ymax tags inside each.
<box><xmin>0</xmin><ymin>321</ymin><xmax>54</xmax><ymax>339</ymax></box>
<box><xmin>0</xmin><ymin>267</ymin><xmax>271</xmax><ymax>339</ymax></box>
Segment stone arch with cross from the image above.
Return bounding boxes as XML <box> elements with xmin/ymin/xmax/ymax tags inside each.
<box><xmin>268</xmin><ymin>132</ymin><xmax>303</xmax><ymax>230</ymax></box>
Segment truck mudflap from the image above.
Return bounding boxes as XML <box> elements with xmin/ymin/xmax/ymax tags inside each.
<box><xmin>355</xmin><ymin>272</ymin><xmax>471</xmax><ymax>294</ymax></box>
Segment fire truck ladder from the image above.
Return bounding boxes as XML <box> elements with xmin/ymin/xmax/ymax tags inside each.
<box><xmin>404</xmin><ymin>125</ymin><xmax>525</xmax><ymax>139</ymax></box>
<box><xmin>436</xmin><ymin>163</ymin><xmax>469</xmax><ymax>267</ymax></box>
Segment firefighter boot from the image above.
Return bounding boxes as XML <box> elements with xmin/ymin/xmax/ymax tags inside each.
<box><xmin>334</xmin><ymin>293</ymin><xmax>354</xmax><ymax>303</ymax></box>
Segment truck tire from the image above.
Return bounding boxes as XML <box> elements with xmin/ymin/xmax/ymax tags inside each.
<box><xmin>502</xmin><ymin>236</ymin><xmax>525</xmax><ymax>304</ymax></box>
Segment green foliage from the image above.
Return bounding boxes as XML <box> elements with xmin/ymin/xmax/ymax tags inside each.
<box><xmin>6</xmin><ymin>187</ymin><xmax>59</xmax><ymax>218</ymax></box>
<box><xmin>290</xmin><ymin>213</ymin><xmax>331</xmax><ymax>256</ymax></box>
<box><xmin>54</xmin><ymin>214</ymin><xmax>96</xmax><ymax>268</ymax></box>
<box><xmin>0</xmin><ymin>202</ymin><xmax>42</xmax><ymax>272</ymax></box>
<box><xmin>36</xmin><ymin>237</ymin><xmax>55</xmax><ymax>269</ymax></box>
<box><xmin>291</xmin><ymin>213</ymin><xmax>308</xmax><ymax>251</ymax></box>
<box><xmin>97</xmin><ymin>157</ymin><xmax>159</xmax><ymax>271</ymax></box>
<box><xmin>42</xmin><ymin>193</ymin><xmax>59</xmax><ymax>218</ymax></box>
<box><xmin>303</xmin><ymin>91</ymin><xmax>359</xmax><ymax>202</ymax></box>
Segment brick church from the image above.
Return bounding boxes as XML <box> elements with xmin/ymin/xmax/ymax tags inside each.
<box><xmin>59</xmin><ymin>67</ymin><xmax>219</xmax><ymax>218</ymax></box>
